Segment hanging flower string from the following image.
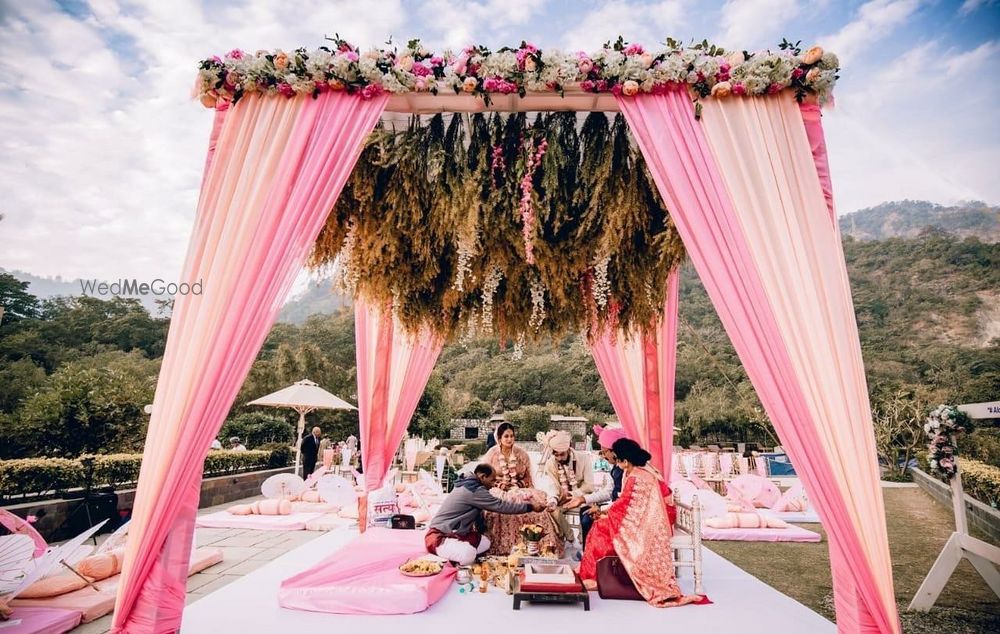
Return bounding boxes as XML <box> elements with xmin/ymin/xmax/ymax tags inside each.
<box><xmin>519</xmin><ymin>136</ymin><xmax>548</xmax><ymax>264</ymax></box>
<box><xmin>480</xmin><ymin>265</ymin><xmax>503</xmax><ymax>333</ymax></box>
<box><xmin>196</xmin><ymin>37</ymin><xmax>839</xmax><ymax>109</ymax></box>
<box><xmin>925</xmin><ymin>404</ymin><xmax>972</xmax><ymax>481</ymax></box>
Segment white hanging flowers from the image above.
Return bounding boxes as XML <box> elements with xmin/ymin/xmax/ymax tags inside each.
<box><xmin>332</xmin><ymin>219</ymin><xmax>360</xmax><ymax>293</ymax></box>
<box><xmin>592</xmin><ymin>254</ymin><xmax>611</xmax><ymax>310</ymax></box>
<box><xmin>452</xmin><ymin>231</ymin><xmax>477</xmax><ymax>292</ymax></box>
<box><xmin>529</xmin><ymin>277</ymin><xmax>547</xmax><ymax>332</ymax></box>
<box><xmin>480</xmin><ymin>265</ymin><xmax>503</xmax><ymax>334</ymax></box>
<box><xmin>511</xmin><ymin>332</ymin><xmax>526</xmax><ymax>361</ymax></box>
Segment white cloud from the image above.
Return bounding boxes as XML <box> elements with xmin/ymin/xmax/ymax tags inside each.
<box><xmin>0</xmin><ymin>0</ymin><xmax>406</xmax><ymax>282</ymax></box>
<box><xmin>713</xmin><ymin>0</ymin><xmax>801</xmax><ymax>51</ymax></box>
<box><xmin>823</xmin><ymin>38</ymin><xmax>1000</xmax><ymax>212</ymax></box>
<box><xmin>819</xmin><ymin>0</ymin><xmax>921</xmax><ymax>65</ymax></box>
<box><xmin>959</xmin><ymin>0</ymin><xmax>998</xmax><ymax>15</ymax></box>
<box><xmin>417</xmin><ymin>0</ymin><xmax>550</xmax><ymax>49</ymax></box>
<box><xmin>560</xmin><ymin>1</ymin><xmax>687</xmax><ymax>51</ymax></box>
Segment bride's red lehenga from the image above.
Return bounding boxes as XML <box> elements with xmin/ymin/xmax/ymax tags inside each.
<box><xmin>579</xmin><ymin>466</ymin><xmax>705</xmax><ymax>607</ymax></box>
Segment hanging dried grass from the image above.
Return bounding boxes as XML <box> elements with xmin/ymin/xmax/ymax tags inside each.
<box><xmin>310</xmin><ymin>111</ymin><xmax>685</xmax><ymax>342</ymax></box>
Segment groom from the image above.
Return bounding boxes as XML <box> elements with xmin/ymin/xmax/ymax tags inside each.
<box><xmin>300</xmin><ymin>426</ymin><xmax>323</xmax><ymax>477</ymax></box>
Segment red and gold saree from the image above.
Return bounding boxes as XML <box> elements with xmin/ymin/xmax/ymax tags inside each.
<box><xmin>579</xmin><ymin>466</ymin><xmax>704</xmax><ymax>607</ymax></box>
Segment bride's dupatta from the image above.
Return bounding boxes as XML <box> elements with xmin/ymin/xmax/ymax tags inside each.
<box><xmin>609</xmin><ymin>467</ymin><xmax>706</xmax><ymax>606</ymax></box>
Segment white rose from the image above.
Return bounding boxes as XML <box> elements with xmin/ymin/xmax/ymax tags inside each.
<box><xmin>639</xmin><ymin>52</ymin><xmax>653</xmax><ymax>69</ymax></box>
<box><xmin>397</xmin><ymin>54</ymin><xmax>414</xmax><ymax>72</ymax></box>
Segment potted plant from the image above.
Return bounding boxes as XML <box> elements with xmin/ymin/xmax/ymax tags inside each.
<box><xmin>519</xmin><ymin>523</ymin><xmax>545</xmax><ymax>556</ymax></box>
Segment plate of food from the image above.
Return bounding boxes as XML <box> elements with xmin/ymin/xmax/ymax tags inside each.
<box><xmin>399</xmin><ymin>557</ymin><xmax>444</xmax><ymax>577</ymax></box>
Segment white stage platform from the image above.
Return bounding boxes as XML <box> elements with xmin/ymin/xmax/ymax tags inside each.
<box><xmin>181</xmin><ymin>528</ymin><xmax>834</xmax><ymax>633</ymax></box>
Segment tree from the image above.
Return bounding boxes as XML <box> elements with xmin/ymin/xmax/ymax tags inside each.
<box><xmin>15</xmin><ymin>351</ymin><xmax>157</xmax><ymax>457</ymax></box>
<box><xmin>871</xmin><ymin>387</ymin><xmax>939</xmax><ymax>480</ymax></box>
<box><xmin>0</xmin><ymin>273</ymin><xmax>39</xmax><ymax>325</ymax></box>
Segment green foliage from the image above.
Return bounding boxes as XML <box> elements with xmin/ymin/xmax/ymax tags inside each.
<box><xmin>959</xmin><ymin>458</ymin><xmax>1000</xmax><ymax>508</ymax></box>
<box><xmin>0</xmin><ymin>451</ymin><xmax>283</xmax><ymax>501</ymax></box>
<box><xmin>0</xmin><ymin>458</ymin><xmax>84</xmax><ymax>500</ymax></box>
<box><xmin>258</xmin><ymin>443</ymin><xmax>294</xmax><ymax>469</ymax></box>
<box><xmin>219</xmin><ymin>412</ymin><xmax>294</xmax><ymax>449</ymax></box>
<box><xmin>11</xmin><ymin>351</ymin><xmax>157</xmax><ymax>458</ymax></box>
<box><xmin>84</xmin><ymin>453</ymin><xmax>142</xmax><ymax>489</ymax></box>
<box><xmin>0</xmin><ymin>273</ymin><xmax>40</xmax><ymax>325</ymax></box>
<box><xmin>963</xmin><ymin>429</ymin><xmax>1000</xmax><ymax>469</ymax></box>
<box><xmin>463</xmin><ymin>441</ymin><xmax>487</xmax><ymax>461</ymax></box>
<box><xmin>505</xmin><ymin>404</ymin><xmax>556</xmax><ymax>441</ymax></box>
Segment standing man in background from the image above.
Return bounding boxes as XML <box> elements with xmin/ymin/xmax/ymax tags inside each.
<box><xmin>301</xmin><ymin>426</ymin><xmax>323</xmax><ymax>477</ymax></box>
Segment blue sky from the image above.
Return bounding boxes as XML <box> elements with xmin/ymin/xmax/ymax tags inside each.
<box><xmin>1</xmin><ymin>0</ymin><xmax>998</xmax><ymax>282</ymax></box>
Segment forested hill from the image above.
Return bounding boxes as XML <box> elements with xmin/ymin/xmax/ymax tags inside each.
<box><xmin>839</xmin><ymin>200</ymin><xmax>999</xmax><ymax>242</ymax></box>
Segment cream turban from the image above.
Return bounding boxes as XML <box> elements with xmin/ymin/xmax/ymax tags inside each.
<box><xmin>539</xmin><ymin>430</ymin><xmax>572</xmax><ymax>452</ymax></box>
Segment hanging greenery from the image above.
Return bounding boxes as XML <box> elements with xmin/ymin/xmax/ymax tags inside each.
<box><xmin>310</xmin><ymin>111</ymin><xmax>685</xmax><ymax>343</ymax></box>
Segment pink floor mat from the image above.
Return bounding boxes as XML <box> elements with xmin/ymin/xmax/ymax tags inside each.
<box><xmin>278</xmin><ymin>528</ymin><xmax>456</xmax><ymax>615</ymax></box>
<box><xmin>10</xmin><ymin>547</ymin><xmax>223</xmax><ymax>623</ymax></box>
<box><xmin>195</xmin><ymin>511</ymin><xmax>325</xmax><ymax>531</ymax></box>
<box><xmin>701</xmin><ymin>524</ymin><xmax>822</xmax><ymax>542</ymax></box>
<box><xmin>1</xmin><ymin>607</ymin><xmax>82</xmax><ymax>634</ymax></box>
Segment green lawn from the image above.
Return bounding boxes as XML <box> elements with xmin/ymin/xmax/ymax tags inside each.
<box><xmin>707</xmin><ymin>486</ymin><xmax>1000</xmax><ymax>633</ymax></box>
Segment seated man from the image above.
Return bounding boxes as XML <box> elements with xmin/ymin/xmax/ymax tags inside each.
<box><xmin>577</xmin><ymin>425</ymin><xmax>627</xmax><ymax>548</ymax></box>
<box><xmin>425</xmin><ymin>464</ymin><xmax>544</xmax><ymax>565</ymax></box>
<box><xmin>538</xmin><ymin>430</ymin><xmax>595</xmax><ymax>543</ymax></box>
<box><xmin>228</xmin><ymin>437</ymin><xmax>247</xmax><ymax>452</ymax></box>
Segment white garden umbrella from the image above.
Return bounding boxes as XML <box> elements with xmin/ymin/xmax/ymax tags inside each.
<box><xmin>247</xmin><ymin>379</ymin><xmax>357</xmax><ymax>476</ymax></box>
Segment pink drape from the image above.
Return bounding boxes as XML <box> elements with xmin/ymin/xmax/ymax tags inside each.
<box><xmin>589</xmin><ymin>269</ymin><xmax>679</xmax><ymax>473</ymax></box>
<box><xmin>618</xmin><ymin>90</ymin><xmax>899</xmax><ymax>634</ymax></box>
<box><xmin>799</xmin><ymin>102</ymin><xmax>836</xmax><ymax>222</ymax></box>
<box><xmin>111</xmin><ymin>92</ymin><xmax>387</xmax><ymax>634</ymax></box>
<box><xmin>355</xmin><ymin>299</ymin><xmax>444</xmax><ymax>492</ymax></box>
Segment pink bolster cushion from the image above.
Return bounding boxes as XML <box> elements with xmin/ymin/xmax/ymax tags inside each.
<box><xmin>19</xmin><ymin>576</ymin><xmax>89</xmax><ymax>599</ymax></box>
<box><xmin>75</xmin><ymin>549</ymin><xmax>125</xmax><ymax>580</ymax></box>
<box><xmin>705</xmin><ymin>512</ymin><xmax>790</xmax><ymax>530</ymax></box>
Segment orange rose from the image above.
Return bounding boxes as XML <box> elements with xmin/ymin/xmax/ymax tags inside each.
<box><xmin>274</xmin><ymin>51</ymin><xmax>289</xmax><ymax>70</ymax></box>
<box><xmin>806</xmin><ymin>68</ymin><xmax>821</xmax><ymax>83</ymax></box>
<box><xmin>711</xmin><ymin>81</ymin><xmax>732</xmax><ymax>98</ymax></box>
<box><xmin>802</xmin><ymin>46</ymin><xmax>823</xmax><ymax>65</ymax></box>
<box><xmin>622</xmin><ymin>80</ymin><xmax>639</xmax><ymax>96</ymax></box>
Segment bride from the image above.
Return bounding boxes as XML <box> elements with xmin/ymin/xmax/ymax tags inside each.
<box><xmin>480</xmin><ymin>422</ymin><xmax>565</xmax><ymax>557</ymax></box>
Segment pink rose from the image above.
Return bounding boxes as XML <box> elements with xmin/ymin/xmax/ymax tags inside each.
<box><xmin>767</xmin><ymin>82</ymin><xmax>783</xmax><ymax>94</ymax></box>
<box><xmin>624</xmin><ymin>43</ymin><xmax>644</xmax><ymax>55</ymax></box>
<box><xmin>277</xmin><ymin>82</ymin><xmax>295</xmax><ymax>97</ymax></box>
<box><xmin>360</xmin><ymin>84</ymin><xmax>383</xmax><ymax>99</ymax></box>
<box><xmin>806</xmin><ymin>68</ymin><xmax>821</xmax><ymax>83</ymax></box>
<box><xmin>727</xmin><ymin>52</ymin><xmax>744</xmax><ymax>68</ymax></box>
<box><xmin>453</xmin><ymin>55</ymin><xmax>468</xmax><ymax>75</ymax></box>
<box><xmin>639</xmin><ymin>52</ymin><xmax>653</xmax><ymax>69</ymax></box>
<box><xmin>414</xmin><ymin>77</ymin><xmax>428</xmax><ymax>91</ymax></box>
<box><xmin>411</xmin><ymin>62</ymin><xmax>431</xmax><ymax>77</ymax></box>
<box><xmin>226</xmin><ymin>49</ymin><xmax>245</xmax><ymax>60</ymax></box>
<box><xmin>578</xmin><ymin>58</ymin><xmax>593</xmax><ymax>74</ymax></box>
<box><xmin>224</xmin><ymin>72</ymin><xmax>240</xmax><ymax>89</ymax></box>
<box><xmin>792</xmin><ymin>67</ymin><xmax>805</xmax><ymax>80</ymax></box>
<box><xmin>732</xmin><ymin>83</ymin><xmax>746</xmax><ymax>96</ymax></box>
<box><xmin>580</xmin><ymin>80</ymin><xmax>595</xmax><ymax>92</ymax></box>
<box><xmin>711</xmin><ymin>81</ymin><xmax>732</xmax><ymax>98</ymax></box>
<box><xmin>430</xmin><ymin>56</ymin><xmax>444</xmax><ymax>66</ymax></box>
<box><xmin>344</xmin><ymin>51</ymin><xmax>359</xmax><ymax>63</ymax></box>
<box><xmin>802</xmin><ymin>46</ymin><xmax>823</xmax><ymax>65</ymax></box>
<box><xmin>611</xmin><ymin>83</ymin><xmax>623</xmax><ymax>96</ymax></box>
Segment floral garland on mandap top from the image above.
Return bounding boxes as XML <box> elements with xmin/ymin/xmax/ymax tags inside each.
<box><xmin>196</xmin><ymin>36</ymin><xmax>839</xmax><ymax>113</ymax></box>
<box><xmin>924</xmin><ymin>404</ymin><xmax>973</xmax><ymax>481</ymax></box>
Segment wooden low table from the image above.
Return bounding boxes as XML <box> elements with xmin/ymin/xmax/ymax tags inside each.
<box><xmin>512</xmin><ymin>576</ymin><xmax>590</xmax><ymax>611</ymax></box>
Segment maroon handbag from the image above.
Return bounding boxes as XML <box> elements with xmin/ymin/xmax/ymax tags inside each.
<box><xmin>596</xmin><ymin>556</ymin><xmax>643</xmax><ymax>601</ymax></box>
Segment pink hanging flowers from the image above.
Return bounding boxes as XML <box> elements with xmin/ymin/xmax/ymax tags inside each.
<box><xmin>518</xmin><ymin>136</ymin><xmax>548</xmax><ymax>265</ymax></box>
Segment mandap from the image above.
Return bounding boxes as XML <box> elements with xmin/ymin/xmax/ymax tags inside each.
<box><xmin>110</xmin><ymin>38</ymin><xmax>899</xmax><ymax>634</ymax></box>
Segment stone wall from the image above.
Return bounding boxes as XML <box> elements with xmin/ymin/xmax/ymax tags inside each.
<box><xmin>3</xmin><ymin>467</ymin><xmax>293</xmax><ymax>541</ymax></box>
<box><xmin>911</xmin><ymin>467</ymin><xmax>1000</xmax><ymax>544</ymax></box>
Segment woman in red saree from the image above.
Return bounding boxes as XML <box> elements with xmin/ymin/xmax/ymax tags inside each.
<box><xmin>578</xmin><ymin>438</ymin><xmax>704</xmax><ymax>607</ymax></box>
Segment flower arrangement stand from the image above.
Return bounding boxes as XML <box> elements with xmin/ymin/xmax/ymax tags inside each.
<box><xmin>910</xmin><ymin>402</ymin><xmax>1000</xmax><ymax>610</ymax></box>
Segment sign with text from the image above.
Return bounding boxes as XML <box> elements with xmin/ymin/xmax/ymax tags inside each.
<box><xmin>958</xmin><ymin>401</ymin><xmax>1000</xmax><ymax>419</ymax></box>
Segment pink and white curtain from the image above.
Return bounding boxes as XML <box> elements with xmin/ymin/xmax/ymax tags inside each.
<box><xmin>111</xmin><ymin>92</ymin><xmax>387</xmax><ymax>634</ymax></box>
<box><xmin>618</xmin><ymin>89</ymin><xmax>899</xmax><ymax>633</ymax></box>
<box><xmin>589</xmin><ymin>269</ymin><xmax>679</xmax><ymax>474</ymax></box>
<box><xmin>355</xmin><ymin>299</ymin><xmax>444</xmax><ymax>492</ymax></box>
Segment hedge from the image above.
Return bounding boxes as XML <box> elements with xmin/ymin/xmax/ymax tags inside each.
<box><xmin>960</xmin><ymin>458</ymin><xmax>1000</xmax><ymax>508</ymax></box>
<box><xmin>0</xmin><ymin>448</ymin><xmax>291</xmax><ymax>501</ymax></box>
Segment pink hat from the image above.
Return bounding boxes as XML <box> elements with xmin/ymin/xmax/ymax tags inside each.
<box><xmin>594</xmin><ymin>424</ymin><xmax>627</xmax><ymax>449</ymax></box>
